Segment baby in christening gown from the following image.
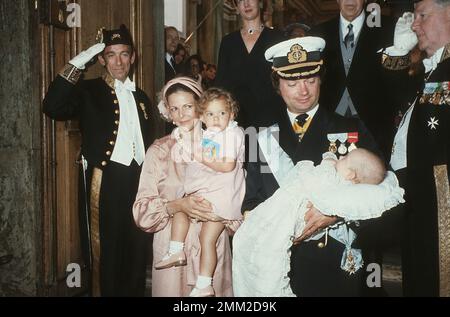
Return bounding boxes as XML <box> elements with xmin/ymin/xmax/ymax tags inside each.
<box><xmin>232</xmin><ymin>148</ymin><xmax>405</xmax><ymax>297</ymax></box>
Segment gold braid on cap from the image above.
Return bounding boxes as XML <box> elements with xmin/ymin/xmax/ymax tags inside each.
<box><xmin>275</xmin><ymin>64</ymin><xmax>322</xmax><ymax>78</ymax></box>
<box><xmin>273</xmin><ymin>60</ymin><xmax>323</xmax><ymax>73</ymax></box>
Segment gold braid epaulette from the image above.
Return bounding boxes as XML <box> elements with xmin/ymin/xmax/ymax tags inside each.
<box><xmin>440</xmin><ymin>42</ymin><xmax>450</xmax><ymax>63</ymax></box>
<box><xmin>381</xmin><ymin>52</ymin><xmax>411</xmax><ymax>71</ymax></box>
<box><xmin>58</xmin><ymin>63</ymin><xmax>82</xmax><ymax>84</ymax></box>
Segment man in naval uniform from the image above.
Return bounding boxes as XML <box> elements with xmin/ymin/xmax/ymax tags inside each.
<box><xmin>383</xmin><ymin>0</ymin><xmax>450</xmax><ymax>296</ymax></box>
<box><xmin>242</xmin><ymin>36</ymin><xmax>380</xmax><ymax>296</ymax></box>
<box><xmin>43</xmin><ymin>25</ymin><xmax>158</xmax><ymax>296</ymax></box>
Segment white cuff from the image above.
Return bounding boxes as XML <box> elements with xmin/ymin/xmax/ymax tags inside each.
<box><xmin>384</xmin><ymin>46</ymin><xmax>409</xmax><ymax>57</ymax></box>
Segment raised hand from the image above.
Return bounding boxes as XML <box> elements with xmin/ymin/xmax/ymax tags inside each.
<box><xmin>69</xmin><ymin>43</ymin><xmax>106</xmax><ymax>70</ymax></box>
<box><xmin>393</xmin><ymin>12</ymin><xmax>418</xmax><ymax>54</ymax></box>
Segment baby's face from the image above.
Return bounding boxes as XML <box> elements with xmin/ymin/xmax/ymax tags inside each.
<box><xmin>335</xmin><ymin>156</ymin><xmax>350</xmax><ymax>179</ymax></box>
<box><xmin>201</xmin><ymin>99</ymin><xmax>233</xmax><ymax>132</ymax></box>
<box><xmin>335</xmin><ymin>154</ymin><xmax>357</xmax><ymax>183</ymax></box>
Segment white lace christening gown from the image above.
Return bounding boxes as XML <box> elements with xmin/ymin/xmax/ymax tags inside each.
<box><xmin>232</xmin><ymin>159</ymin><xmax>404</xmax><ymax>297</ymax></box>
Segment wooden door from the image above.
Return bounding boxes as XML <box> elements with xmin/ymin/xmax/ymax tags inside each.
<box><xmin>39</xmin><ymin>0</ymin><xmax>162</xmax><ymax>296</ymax></box>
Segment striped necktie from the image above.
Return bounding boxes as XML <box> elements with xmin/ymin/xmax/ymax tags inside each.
<box><xmin>344</xmin><ymin>23</ymin><xmax>354</xmax><ymax>49</ymax></box>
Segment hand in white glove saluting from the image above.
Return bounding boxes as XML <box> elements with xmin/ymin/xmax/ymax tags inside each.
<box><xmin>385</xmin><ymin>12</ymin><xmax>418</xmax><ymax>56</ymax></box>
<box><xmin>69</xmin><ymin>43</ymin><xmax>106</xmax><ymax>70</ymax></box>
<box><xmin>394</xmin><ymin>12</ymin><xmax>418</xmax><ymax>52</ymax></box>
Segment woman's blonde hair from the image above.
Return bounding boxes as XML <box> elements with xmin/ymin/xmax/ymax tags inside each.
<box><xmin>197</xmin><ymin>87</ymin><xmax>239</xmax><ymax>115</ymax></box>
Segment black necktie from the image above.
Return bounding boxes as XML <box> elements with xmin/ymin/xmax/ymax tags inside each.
<box><xmin>296</xmin><ymin>114</ymin><xmax>309</xmax><ymax>127</ymax></box>
<box><xmin>293</xmin><ymin>113</ymin><xmax>310</xmax><ymax>134</ymax></box>
<box><xmin>344</xmin><ymin>23</ymin><xmax>354</xmax><ymax>49</ymax></box>
<box><xmin>170</xmin><ymin>56</ymin><xmax>176</xmax><ymax>73</ymax></box>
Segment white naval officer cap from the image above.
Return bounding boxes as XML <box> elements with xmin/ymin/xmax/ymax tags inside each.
<box><xmin>265</xmin><ymin>36</ymin><xmax>326</xmax><ymax>79</ymax></box>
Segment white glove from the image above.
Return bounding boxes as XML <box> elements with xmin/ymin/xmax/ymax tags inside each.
<box><xmin>69</xmin><ymin>43</ymin><xmax>105</xmax><ymax>70</ymax></box>
<box><xmin>393</xmin><ymin>12</ymin><xmax>418</xmax><ymax>54</ymax></box>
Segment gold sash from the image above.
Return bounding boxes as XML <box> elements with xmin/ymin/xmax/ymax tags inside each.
<box><xmin>90</xmin><ymin>167</ymin><xmax>103</xmax><ymax>297</ymax></box>
<box><xmin>434</xmin><ymin>164</ymin><xmax>450</xmax><ymax>297</ymax></box>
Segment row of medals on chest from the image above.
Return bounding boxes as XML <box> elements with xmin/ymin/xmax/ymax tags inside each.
<box><xmin>326</xmin><ymin>132</ymin><xmax>359</xmax><ymax>155</ymax></box>
<box><xmin>419</xmin><ymin>81</ymin><xmax>450</xmax><ymax>105</ymax></box>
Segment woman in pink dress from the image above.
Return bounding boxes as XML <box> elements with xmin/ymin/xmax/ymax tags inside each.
<box><xmin>154</xmin><ymin>88</ymin><xmax>245</xmax><ymax>297</ymax></box>
<box><xmin>133</xmin><ymin>77</ymin><xmax>240</xmax><ymax>297</ymax></box>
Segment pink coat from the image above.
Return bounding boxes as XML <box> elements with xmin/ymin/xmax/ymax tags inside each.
<box><xmin>133</xmin><ymin>135</ymin><xmax>235</xmax><ymax>297</ymax></box>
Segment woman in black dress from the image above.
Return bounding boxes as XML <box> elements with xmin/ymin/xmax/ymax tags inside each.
<box><xmin>216</xmin><ymin>0</ymin><xmax>285</xmax><ymax>130</ymax></box>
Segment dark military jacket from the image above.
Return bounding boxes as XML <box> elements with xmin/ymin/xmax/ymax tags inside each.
<box><xmin>242</xmin><ymin>105</ymin><xmax>379</xmax><ymax>296</ymax></box>
<box><xmin>43</xmin><ymin>73</ymin><xmax>157</xmax><ymax>168</ymax></box>
<box><xmin>400</xmin><ymin>45</ymin><xmax>450</xmax><ymax>297</ymax></box>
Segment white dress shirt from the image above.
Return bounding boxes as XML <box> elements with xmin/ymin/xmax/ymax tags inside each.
<box><xmin>287</xmin><ymin>105</ymin><xmax>319</xmax><ymax>127</ymax></box>
<box><xmin>166</xmin><ymin>52</ymin><xmax>176</xmax><ymax>71</ymax></box>
<box><xmin>340</xmin><ymin>11</ymin><xmax>365</xmax><ymax>42</ymax></box>
<box><xmin>110</xmin><ymin>78</ymin><xmax>145</xmax><ymax>166</ymax></box>
<box><xmin>423</xmin><ymin>46</ymin><xmax>444</xmax><ymax>73</ymax></box>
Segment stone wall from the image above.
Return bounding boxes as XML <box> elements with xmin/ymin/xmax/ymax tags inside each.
<box><xmin>0</xmin><ymin>0</ymin><xmax>42</xmax><ymax>296</ymax></box>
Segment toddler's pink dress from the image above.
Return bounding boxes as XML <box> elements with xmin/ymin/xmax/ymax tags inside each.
<box><xmin>184</xmin><ymin>121</ymin><xmax>245</xmax><ymax>220</ymax></box>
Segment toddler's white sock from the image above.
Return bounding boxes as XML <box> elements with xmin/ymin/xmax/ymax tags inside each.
<box><xmin>195</xmin><ymin>275</ymin><xmax>212</xmax><ymax>289</ymax></box>
<box><xmin>168</xmin><ymin>241</ymin><xmax>184</xmax><ymax>255</ymax></box>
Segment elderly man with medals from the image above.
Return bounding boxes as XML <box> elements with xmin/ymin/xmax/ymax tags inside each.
<box><xmin>242</xmin><ymin>36</ymin><xmax>380</xmax><ymax>296</ymax></box>
<box><xmin>382</xmin><ymin>0</ymin><xmax>450</xmax><ymax>297</ymax></box>
<box><xmin>43</xmin><ymin>25</ymin><xmax>157</xmax><ymax>296</ymax></box>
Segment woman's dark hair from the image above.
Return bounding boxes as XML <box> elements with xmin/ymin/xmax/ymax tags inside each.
<box><xmin>233</xmin><ymin>0</ymin><xmax>262</xmax><ymax>7</ymax></box>
<box><xmin>206</xmin><ymin>64</ymin><xmax>216</xmax><ymax>71</ymax></box>
<box><xmin>183</xmin><ymin>54</ymin><xmax>204</xmax><ymax>78</ymax></box>
<box><xmin>234</xmin><ymin>0</ymin><xmax>265</xmax><ymax>21</ymax></box>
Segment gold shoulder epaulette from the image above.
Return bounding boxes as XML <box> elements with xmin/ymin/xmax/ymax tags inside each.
<box><xmin>381</xmin><ymin>53</ymin><xmax>411</xmax><ymax>71</ymax></box>
<box><xmin>59</xmin><ymin>63</ymin><xmax>82</xmax><ymax>84</ymax></box>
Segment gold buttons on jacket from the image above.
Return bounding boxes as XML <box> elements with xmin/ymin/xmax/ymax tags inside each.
<box><xmin>106</xmin><ymin>151</ymin><xmax>111</xmax><ymax>156</ymax></box>
<box><xmin>114</xmin><ymin>109</ymin><xmax>120</xmax><ymax>115</ymax></box>
<box><xmin>111</xmin><ymin>90</ymin><xmax>115</xmax><ymax>95</ymax></box>
<box><xmin>109</xmin><ymin>140</ymin><xmax>115</xmax><ymax>146</ymax></box>
<box><xmin>115</xmin><ymin>120</ymin><xmax>119</xmax><ymax>125</ymax></box>
<box><xmin>113</xmin><ymin>130</ymin><xmax>118</xmax><ymax>135</ymax></box>
<box><xmin>113</xmin><ymin>99</ymin><xmax>118</xmax><ymax>104</ymax></box>
<box><xmin>101</xmin><ymin>161</ymin><xmax>107</xmax><ymax>166</ymax></box>
<box><xmin>317</xmin><ymin>242</ymin><xmax>325</xmax><ymax>249</ymax></box>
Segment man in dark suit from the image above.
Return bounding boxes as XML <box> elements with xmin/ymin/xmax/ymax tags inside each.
<box><xmin>242</xmin><ymin>37</ymin><xmax>379</xmax><ymax>296</ymax></box>
<box><xmin>43</xmin><ymin>25</ymin><xmax>158</xmax><ymax>296</ymax></box>
<box><xmin>165</xmin><ymin>26</ymin><xmax>179</xmax><ymax>83</ymax></box>
<box><xmin>309</xmin><ymin>0</ymin><xmax>395</xmax><ymax>159</ymax></box>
